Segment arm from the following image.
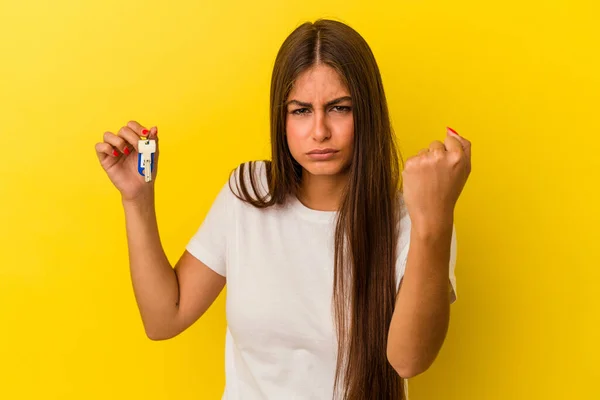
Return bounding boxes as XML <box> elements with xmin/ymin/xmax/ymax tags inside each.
<box><xmin>386</xmin><ymin>223</ymin><xmax>453</xmax><ymax>378</ymax></box>
<box><xmin>123</xmin><ymin>192</ymin><xmax>226</xmax><ymax>340</ymax></box>
<box><xmin>96</xmin><ymin>121</ymin><xmax>226</xmax><ymax>340</ymax></box>
<box><xmin>388</xmin><ymin>127</ymin><xmax>471</xmax><ymax>377</ymax></box>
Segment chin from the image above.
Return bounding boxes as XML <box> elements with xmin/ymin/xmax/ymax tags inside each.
<box><xmin>301</xmin><ymin>159</ymin><xmax>350</xmax><ymax>177</ymax></box>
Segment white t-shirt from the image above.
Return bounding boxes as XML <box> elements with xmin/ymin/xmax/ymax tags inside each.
<box><xmin>186</xmin><ymin>161</ymin><xmax>457</xmax><ymax>400</ymax></box>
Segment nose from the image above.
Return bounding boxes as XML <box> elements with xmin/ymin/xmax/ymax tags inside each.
<box><xmin>312</xmin><ymin>110</ymin><xmax>331</xmax><ymax>142</ymax></box>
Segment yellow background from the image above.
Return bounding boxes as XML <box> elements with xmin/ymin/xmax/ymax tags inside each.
<box><xmin>1</xmin><ymin>0</ymin><xmax>598</xmax><ymax>399</ymax></box>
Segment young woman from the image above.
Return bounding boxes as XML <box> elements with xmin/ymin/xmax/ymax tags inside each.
<box><xmin>95</xmin><ymin>19</ymin><xmax>471</xmax><ymax>400</ymax></box>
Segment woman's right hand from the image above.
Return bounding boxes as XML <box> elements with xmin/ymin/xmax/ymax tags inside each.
<box><xmin>95</xmin><ymin>121</ymin><xmax>159</xmax><ymax>202</ymax></box>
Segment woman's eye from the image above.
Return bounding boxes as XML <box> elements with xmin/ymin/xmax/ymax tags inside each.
<box><xmin>331</xmin><ymin>106</ymin><xmax>351</xmax><ymax>113</ymax></box>
<box><xmin>291</xmin><ymin>108</ymin><xmax>310</xmax><ymax>115</ymax></box>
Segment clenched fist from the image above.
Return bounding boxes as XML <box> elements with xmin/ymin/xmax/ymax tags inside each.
<box><xmin>401</xmin><ymin>127</ymin><xmax>472</xmax><ymax>236</ymax></box>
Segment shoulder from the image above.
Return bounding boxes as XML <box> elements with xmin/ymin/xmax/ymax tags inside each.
<box><xmin>227</xmin><ymin>160</ymin><xmax>271</xmax><ymax>202</ymax></box>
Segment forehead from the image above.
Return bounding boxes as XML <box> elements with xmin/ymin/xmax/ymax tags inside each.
<box><xmin>287</xmin><ymin>64</ymin><xmax>349</xmax><ymax>101</ymax></box>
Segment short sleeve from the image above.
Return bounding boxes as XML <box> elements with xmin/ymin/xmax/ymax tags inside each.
<box><xmin>185</xmin><ymin>179</ymin><xmax>233</xmax><ymax>277</ymax></box>
<box><xmin>395</xmin><ymin>208</ymin><xmax>458</xmax><ymax>304</ymax></box>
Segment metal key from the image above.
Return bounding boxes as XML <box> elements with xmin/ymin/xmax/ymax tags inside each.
<box><xmin>137</xmin><ymin>137</ymin><xmax>156</xmax><ymax>182</ymax></box>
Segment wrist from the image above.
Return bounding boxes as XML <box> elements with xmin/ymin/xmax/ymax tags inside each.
<box><xmin>409</xmin><ymin>219</ymin><xmax>453</xmax><ymax>270</ymax></box>
<box><xmin>122</xmin><ymin>190</ymin><xmax>155</xmax><ymax>210</ymax></box>
<box><xmin>410</xmin><ymin>214</ymin><xmax>453</xmax><ymax>243</ymax></box>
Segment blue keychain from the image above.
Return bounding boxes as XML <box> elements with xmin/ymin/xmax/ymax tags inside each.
<box><xmin>137</xmin><ymin>137</ymin><xmax>156</xmax><ymax>182</ymax></box>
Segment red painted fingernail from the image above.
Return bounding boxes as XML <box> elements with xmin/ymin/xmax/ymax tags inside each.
<box><xmin>123</xmin><ymin>147</ymin><xmax>130</xmax><ymax>155</ymax></box>
<box><xmin>113</xmin><ymin>150</ymin><xmax>119</xmax><ymax>157</ymax></box>
<box><xmin>447</xmin><ymin>127</ymin><xmax>460</xmax><ymax>136</ymax></box>
<box><xmin>141</xmin><ymin>129</ymin><xmax>149</xmax><ymax>135</ymax></box>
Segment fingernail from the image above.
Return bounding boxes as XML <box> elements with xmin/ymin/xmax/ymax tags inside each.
<box><xmin>141</xmin><ymin>129</ymin><xmax>149</xmax><ymax>135</ymax></box>
<box><xmin>123</xmin><ymin>147</ymin><xmax>130</xmax><ymax>155</ymax></box>
<box><xmin>447</xmin><ymin>127</ymin><xmax>460</xmax><ymax>137</ymax></box>
<box><xmin>113</xmin><ymin>150</ymin><xmax>119</xmax><ymax>157</ymax></box>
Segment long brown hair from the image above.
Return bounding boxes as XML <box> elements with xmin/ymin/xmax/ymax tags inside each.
<box><xmin>231</xmin><ymin>19</ymin><xmax>404</xmax><ymax>399</ymax></box>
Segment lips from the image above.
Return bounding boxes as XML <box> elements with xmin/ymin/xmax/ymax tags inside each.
<box><xmin>306</xmin><ymin>148</ymin><xmax>339</xmax><ymax>161</ymax></box>
<box><xmin>307</xmin><ymin>148</ymin><xmax>338</xmax><ymax>155</ymax></box>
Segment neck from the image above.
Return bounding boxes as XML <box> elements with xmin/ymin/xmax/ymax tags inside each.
<box><xmin>298</xmin><ymin>170</ymin><xmax>349</xmax><ymax>211</ymax></box>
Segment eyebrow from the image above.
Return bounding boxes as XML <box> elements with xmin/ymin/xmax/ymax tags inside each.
<box><xmin>286</xmin><ymin>96</ymin><xmax>352</xmax><ymax>109</ymax></box>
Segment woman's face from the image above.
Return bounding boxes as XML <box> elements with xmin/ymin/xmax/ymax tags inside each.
<box><xmin>285</xmin><ymin>64</ymin><xmax>354</xmax><ymax>178</ymax></box>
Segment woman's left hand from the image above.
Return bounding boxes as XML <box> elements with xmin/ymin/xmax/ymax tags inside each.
<box><xmin>401</xmin><ymin>127</ymin><xmax>472</xmax><ymax>237</ymax></box>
